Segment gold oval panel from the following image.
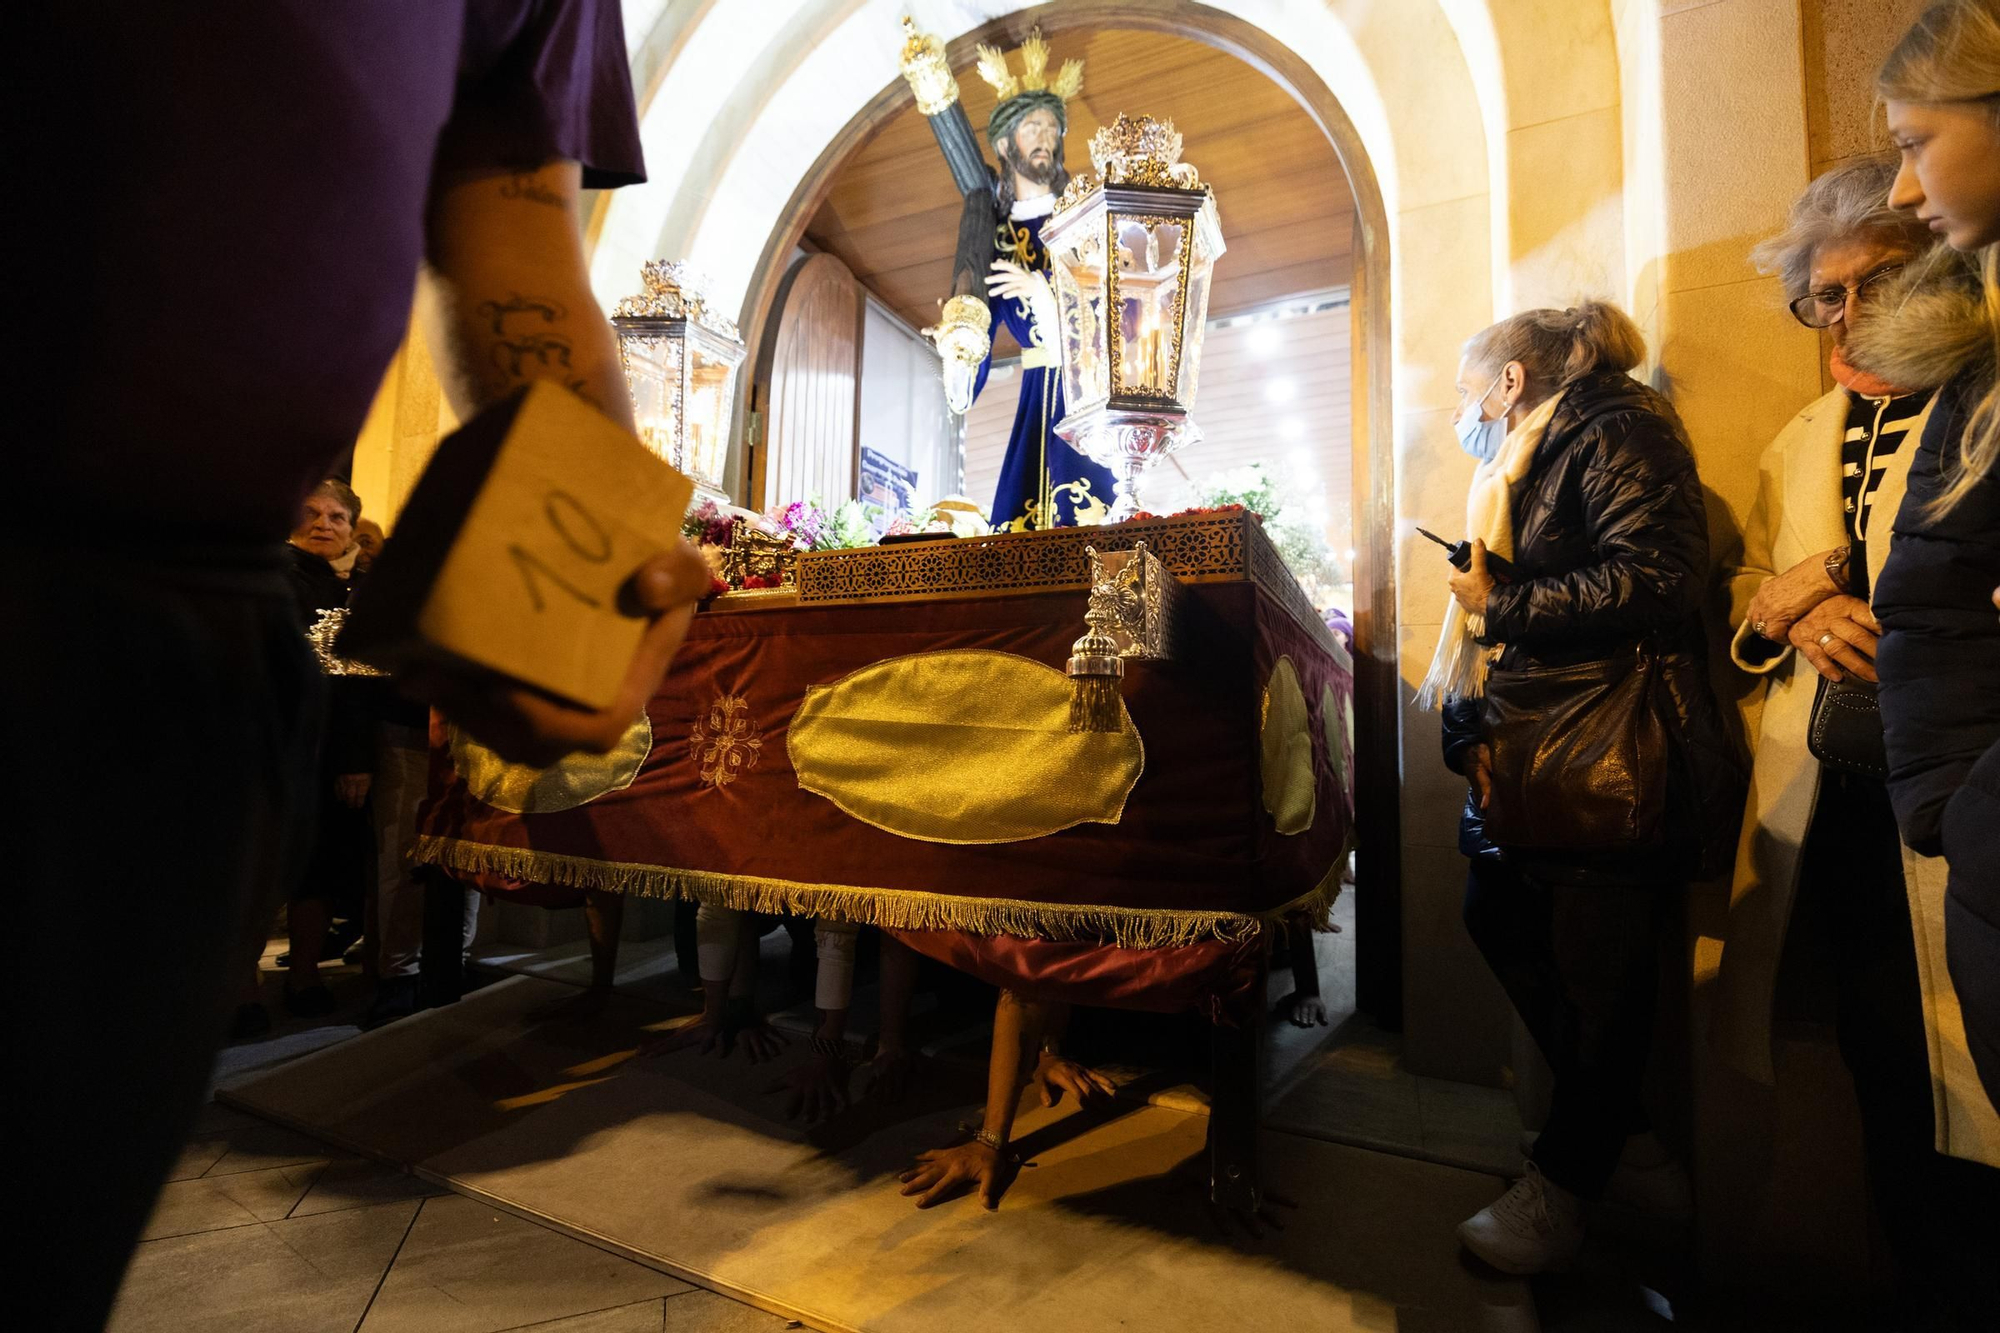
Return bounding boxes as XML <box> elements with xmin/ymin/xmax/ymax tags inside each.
<box><xmin>787</xmin><ymin>649</ymin><xmax>1144</xmax><ymax>845</ymax></box>
<box><xmin>1322</xmin><ymin>683</ymin><xmax>1354</xmax><ymax>816</ymax></box>
<box><xmin>449</xmin><ymin>712</ymin><xmax>654</xmax><ymax>814</ymax></box>
<box><xmin>1261</xmin><ymin>656</ymin><xmax>1316</xmax><ymax>835</ymax></box>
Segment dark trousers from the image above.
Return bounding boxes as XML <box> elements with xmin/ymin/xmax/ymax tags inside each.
<box><xmin>1800</xmin><ymin>772</ymin><xmax>2000</xmax><ymax>1328</ymax></box>
<box><xmin>1462</xmin><ymin>858</ymin><xmax>1663</xmax><ymax>1199</ymax></box>
<box><xmin>6</xmin><ymin>545</ymin><xmax>317</xmax><ymax>1331</ymax></box>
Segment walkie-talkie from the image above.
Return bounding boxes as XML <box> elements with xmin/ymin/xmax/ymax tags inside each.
<box><xmin>1417</xmin><ymin>527</ymin><xmax>1517</xmax><ymax>584</ymax></box>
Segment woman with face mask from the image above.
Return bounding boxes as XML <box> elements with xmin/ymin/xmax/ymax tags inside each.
<box><xmin>1418</xmin><ymin>300</ymin><xmax>1740</xmax><ymax>1275</ymax></box>
<box><xmin>1845</xmin><ymin>0</ymin><xmax>2000</xmax><ymax>1169</ymax></box>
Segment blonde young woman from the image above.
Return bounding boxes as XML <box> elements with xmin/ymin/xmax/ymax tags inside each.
<box><xmin>1849</xmin><ymin>0</ymin><xmax>2000</xmax><ymax>1123</ymax></box>
<box><xmin>1846</xmin><ymin>1</ymin><xmax>2000</xmax><ymax>1320</ymax></box>
<box><xmin>1422</xmin><ymin>301</ymin><xmax>1738</xmax><ymax>1274</ymax></box>
<box><xmin>1715</xmin><ymin>155</ymin><xmax>1996</xmax><ymax>1327</ymax></box>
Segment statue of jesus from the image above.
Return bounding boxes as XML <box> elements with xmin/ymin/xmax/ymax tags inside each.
<box><xmin>900</xmin><ymin>23</ymin><xmax>1115</xmax><ymax>530</ymax></box>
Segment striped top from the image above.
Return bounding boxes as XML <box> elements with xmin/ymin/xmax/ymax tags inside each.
<box><xmin>1841</xmin><ymin>388</ymin><xmax>1931</xmax><ymax>597</ymax></box>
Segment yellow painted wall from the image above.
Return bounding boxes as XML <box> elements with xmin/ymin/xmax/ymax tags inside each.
<box><xmin>349</xmin><ymin>300</ymin><xmax>457</xmax><ymax>533</ymax></box>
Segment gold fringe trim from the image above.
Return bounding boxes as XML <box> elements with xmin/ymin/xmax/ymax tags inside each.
<box><xmin>1267</xmin><ymin>832</ymin><xmax>1355</xmax><ymax>933</ymax></box>
<box><xmin>413</xmin><ymin>835</ymin><xmax>1290</xmax><ymax>950</ymax></box>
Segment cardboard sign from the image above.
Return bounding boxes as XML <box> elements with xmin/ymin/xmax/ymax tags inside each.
<box><xmin>342</xmin><ymin>382</ymin><xmax>694</xmax><ymax>710</ymax></box>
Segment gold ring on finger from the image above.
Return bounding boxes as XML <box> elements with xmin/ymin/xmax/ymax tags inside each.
<box><xmin>1818</xmin><ymin>632</ymin><xmax>1835</xmax><ymax>648</ymax></box>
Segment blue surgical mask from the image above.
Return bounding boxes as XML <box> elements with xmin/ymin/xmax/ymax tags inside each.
<box><xmin>1454</xmin><ymin>372</ymin><xmax>1507</xmax><ymax>462</ymax></box>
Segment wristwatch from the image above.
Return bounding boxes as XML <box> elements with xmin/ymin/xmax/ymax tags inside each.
<box><xmin>1824</xmin><ymin>544</ymin><xmax>1852</xmax><ymax>591</ymax></box>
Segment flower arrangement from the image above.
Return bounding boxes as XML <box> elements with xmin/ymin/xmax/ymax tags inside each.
<box><xmin>684</xmin><ymin>496</ymin><xmax>898</xmax><ymax>595</ymax></box>
<box><xmin>1189</xmin><ymin>464</ymin><xmax>1347</xmax><ymax>610</ymax></box>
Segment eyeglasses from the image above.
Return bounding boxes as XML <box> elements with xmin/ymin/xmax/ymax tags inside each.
<box><xmin>1788</xmin><ymin>264</ymin><xmax>1905</xmax><ymax>328</ymax></box>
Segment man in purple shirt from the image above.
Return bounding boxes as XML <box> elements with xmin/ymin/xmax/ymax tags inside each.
<box><xmin>14</xmin><ymin>6</ymin><xmax>707</xmax><ymax>1325</ymax></box>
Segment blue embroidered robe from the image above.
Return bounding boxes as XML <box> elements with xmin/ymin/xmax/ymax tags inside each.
<box><xmin>975</xmin><ymin>209</ymin><xmax>1116</xmax><ymax>531</ymax></box>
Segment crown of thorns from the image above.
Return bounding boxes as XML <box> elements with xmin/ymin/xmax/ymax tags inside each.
<box><xmin>978</xmin><ymin>28</ymin><xmax>1082</xmax><ymax>146</ymax></box>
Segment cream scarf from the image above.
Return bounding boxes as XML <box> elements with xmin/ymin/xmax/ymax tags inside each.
<box><xmin>1415</xmin><ymin>393</ymin><xmax>1560</xmax><ymax>709</ymax></box>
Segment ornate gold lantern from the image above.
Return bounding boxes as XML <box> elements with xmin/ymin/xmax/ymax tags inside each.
<box><xmin>1043</xmin><ymin>115</ymin><xmax>1225</xmax><ymax>522</ymax></box>
<box><xmin>611</xmin><ymin>260</ymin><xmax>746</xmax><ymax>498</ymax></box>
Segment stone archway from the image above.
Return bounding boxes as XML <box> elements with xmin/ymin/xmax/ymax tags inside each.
<box><xmin>591</xmin><ymin>0</ymin><xmax>1634</xmax><ymax>1081</ymax></box>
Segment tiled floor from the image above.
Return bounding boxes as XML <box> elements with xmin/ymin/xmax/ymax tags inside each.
<box><xmin>114</xmin><ymin>938</ymin><xmax>797</xmax><ymax>1333</ymax></box>
<box><xmin>129</xmin><ymin>905</ymin><xmax>1534</xmax><ymax>1332</ymax></box>
<box><xmin>112</xmin><ymin>1108</ymin><xmax>796</xmax><ymax>1333</ymax></box>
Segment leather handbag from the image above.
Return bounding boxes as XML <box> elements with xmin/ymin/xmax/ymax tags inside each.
<box><xmin>1479</xmin><ymin>644</ymin><xmax>1672</xmax><ymax>853</ymax></box>
<box><xmin>1806</xmin><ymin>674</ymin><xmax>1888</xmax><ymax>779</ymax></box>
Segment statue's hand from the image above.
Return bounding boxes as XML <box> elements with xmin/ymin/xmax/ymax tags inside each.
<box><xmin>985</xmin><ymin>259</ymin><xmax>1041</xmax><ymax>306</ymax></box>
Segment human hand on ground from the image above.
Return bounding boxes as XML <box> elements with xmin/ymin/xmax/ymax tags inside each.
<box><xmin>766</xmin><ymin>1051</ymin><xmax>850</xmax><ymax>1122</ymax></box>
<box><xmin>406</xmin><ymin>541</ymin><xmax>712</xmax><ymax>767</ymax></box>
<box><xmin>1289</xmin><ymin>995</ymin><xmax>1329</xmax><ymax>1029</ymax></box>
<box><xmin>638</xmin><ymin>1015</ymin><xmax>727</xmax><ymax>1059</ymax></box>
<box><xmin>1031</xmin><ymin>1052</ymin><xmax>1117</xmax><ymax>1109</ymax></box>
<box><xmin>865</xmin><ymin>1044</ymin><xmax>920</xmax><ymax>1103</ymax></box>
<box><xmin>898</xmin><ymin>1140</ymin><xmax>1013</xmax><ymax>1210</ymax></box>
<box><xmin>334</xmin><ymin>773</ymin><xmax>372</xmax><ymax>808</ymax></box>
<box><xmin>1788</xmin><ymin>594</ymin><xmax>1881</xmax><ymax>683</ymax></box>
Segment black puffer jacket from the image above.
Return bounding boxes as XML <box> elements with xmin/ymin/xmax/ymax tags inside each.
<box><xmin>1441</xmin><ymin>369</ymin><xmax>1743</xmax><ymax>885</ymax></box>
<box><xmin>1872</xmin><ymin>365</ymin><xmax>2000</xmax><ymax>1103</ymax></box>
<box><xmin>1874</xmin><ymin>366</ymin><xmax>2000</xmax><ymax>858</ymax></box>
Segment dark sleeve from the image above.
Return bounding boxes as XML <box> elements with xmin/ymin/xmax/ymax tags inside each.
<box><xmin>323</xmin><ymin>679</ymin><xmax>376</xmax><ymax>776</ymax></box>
<box><xmin>1483</xmin><ymin>411</ymin><xmax>1709</xmax><ymax>645</ymax></box>
<box><xmin>1874</xmin><ymin>388</ymin><xmax>2000</xmax><ymax>856</ymax></box>
<box><xmin>436</xmin><ymin>0</ymin><xmax>645</xmax><ymax>188</ymax></box>
<box><xmin>1441</xmin><ymin>696</ymin><xmax>1482</xmax><ymax>776</ymax></box>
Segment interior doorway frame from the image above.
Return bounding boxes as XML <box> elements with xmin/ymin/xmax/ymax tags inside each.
<box><xmin>732</xmin><ymin>0</ymin><xmax>1403</xmax><ymax>1026</ymax></box>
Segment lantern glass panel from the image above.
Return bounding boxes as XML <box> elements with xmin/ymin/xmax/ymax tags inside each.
<box><xmin>686</xmin><ymin>342</ymin><xmax>736</xmax><ymax>490</ymax></box>
<box><xmin>622</xmin><ymin>335</ymin><xmax>686</xmax><ymax>465</ymax></box>
<box><xmin>1048</xmin><ymin>208</ymin><xmax>1110</xmax><ymax>411</ymax></box>
<box><xmin>1111</xmin><ymin>216</ymin><xmax>1187</xmax><ymax>398</ymax></box>
<box><xmin>1176</xmin><ymin>256</ymin><xmax>1213</xmax><ymax>409</ymax></box>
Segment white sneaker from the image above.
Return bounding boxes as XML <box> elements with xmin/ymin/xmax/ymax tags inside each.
<box><xmin>1458</xmin><ymin>1162</ymin><xmax>1586</xmax><ymax>1275</ymax></box>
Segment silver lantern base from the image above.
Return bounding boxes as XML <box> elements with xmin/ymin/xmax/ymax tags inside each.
<box><xmin>1058</xmin><ymin>404</ymin><xmax>1203</xmax><ymax>524</ymax></box>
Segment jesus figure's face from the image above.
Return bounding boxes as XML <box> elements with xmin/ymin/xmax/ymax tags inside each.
<box><xmin>1004</xmin><ymin>107</ymin><xmax>1063</xmax><ymax>197</ymax></box>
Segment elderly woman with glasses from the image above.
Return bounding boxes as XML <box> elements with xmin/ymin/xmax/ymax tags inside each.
<box><xmin>1713</xmin><ymin>154</ymin><xmax>1984</xmax><ymax>1321</ymax></box>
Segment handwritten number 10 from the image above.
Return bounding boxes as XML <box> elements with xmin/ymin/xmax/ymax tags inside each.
<box><xmin>509</xmin><ymin>490</ymin><xmax>612</xmax><ymax>613</ymax></box>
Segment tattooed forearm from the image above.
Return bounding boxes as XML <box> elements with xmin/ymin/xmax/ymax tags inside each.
<box><xmin>476</xmin><ymin>295</ymin><xmax>567</xmax><ymax>335</ymax></box>
<box><xmin>499</xmin><ymin>172</ymin><xmax>568</xmax><ymax>210</ymax></box>
<box><xmin>489</xmin><ymin>331</ymin><xmax>574</xmax><ymax>379</ymax></box>
<box><xmin>469</xmin><ymin>293</ymin><xmax>603</xmax><ymax>407</ymax></box>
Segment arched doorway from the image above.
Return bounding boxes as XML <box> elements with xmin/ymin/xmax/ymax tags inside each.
<box><xmin>727</xmin><ymin>7</ymin><xmax>1404</xmax><ymax>1023</ymax></box>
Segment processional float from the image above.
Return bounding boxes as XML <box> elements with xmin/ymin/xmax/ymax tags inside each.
<box><xmin>408</xmin><ymin>19</ymin><xmax>1354</xmax><ymax>1211</ymax></box>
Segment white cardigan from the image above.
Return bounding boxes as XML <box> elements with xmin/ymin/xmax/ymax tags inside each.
<box><xmin>1712</xmin><ymin>385</ymin><xmax>1998</xmax><ymax>1168</ymax></box>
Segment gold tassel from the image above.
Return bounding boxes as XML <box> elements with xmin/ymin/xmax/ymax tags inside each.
<box><xmin>1067</xmin><ymin>544</ymin><xmax>1126</xmax><ymax>733</ymax></box>
<box><xmin>1068</xmin><ymin>673</ymin><xmax>1124</xmax><ymax>734</ymax></box>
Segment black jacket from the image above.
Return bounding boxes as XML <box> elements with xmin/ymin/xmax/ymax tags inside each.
<box><xmin>288</xmin><ymin>544</ymin><xmax>375</xmax><ymax>776</ymax></box>
<box><xmin>1873</xmin><ymin>366</ymin><xmax>2000</xmax><ymax>860</ymax></box>
<box><xmin>1873</xmin><ymin>366</ymin><xmax>2000</xmax><ymax>1103</ymax></box>
<box><xmin>1441</xmin><ymin>369</ymin><xmax>1742</xmax><ymax>884</ymax></box>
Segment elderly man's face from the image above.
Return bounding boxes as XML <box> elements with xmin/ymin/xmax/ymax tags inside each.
<box><xmin>1807</xmin><ymin>232</ymin><xmax>1916</xmax><ymax>348</ymax></box>
<box><xmin>292</xmin><ymin>494</ymin><xmax>354</xmax><ymax>561</ymax></box>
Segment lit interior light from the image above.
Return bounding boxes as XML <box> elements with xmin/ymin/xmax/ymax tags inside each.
<box><xmin>1264</xmin><ymin>377</ymin><xmax>1297</xmax><ymax>404</ymax></box>
<box><xmin>1279</xmin><ymin>418</ymin><xmax>1306</xmax><ymax>441</ymax></box>
<box><xmin>1249</xmin><ymin>323</ymin><xmax>1282</xmax><ymax>355</ymax></box>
